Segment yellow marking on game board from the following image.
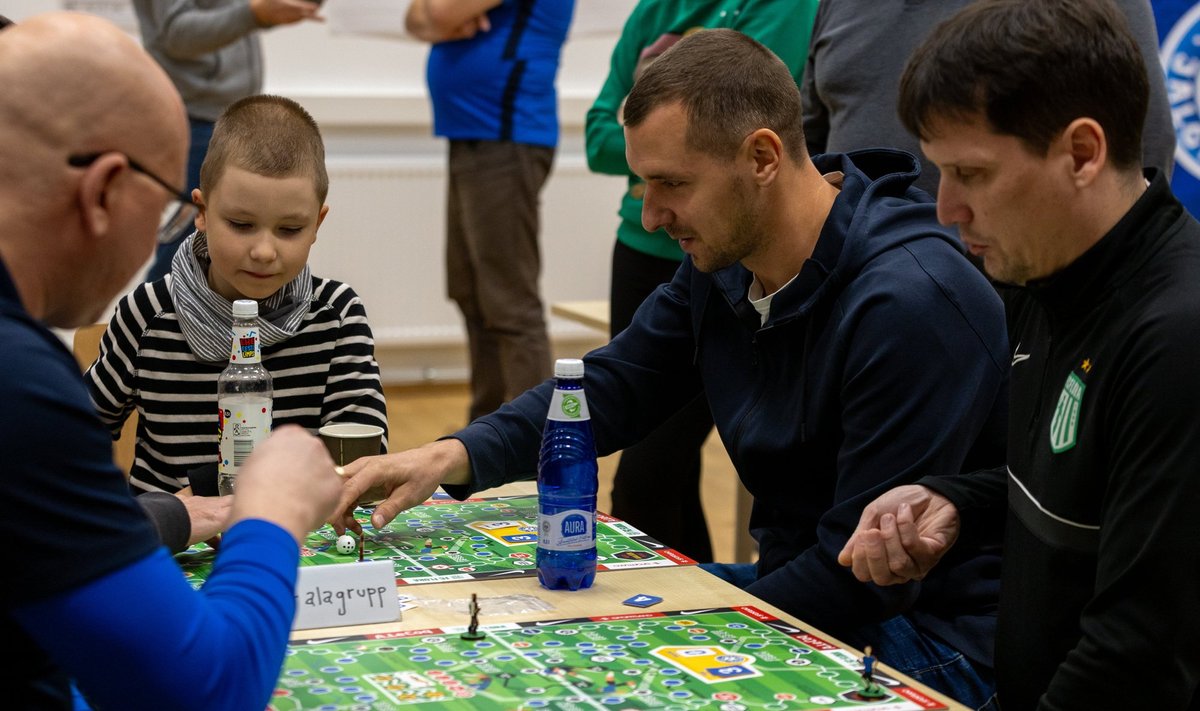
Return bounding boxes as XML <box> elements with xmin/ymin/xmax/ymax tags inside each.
<box><xmin>363</xmin><ymin>671</ymin><xmax>450</xmax><ymax>701</ymax></box>
<box><xmin>466</xmin><ymin>520</ymin><xmax>539</xmax><ymax>546</ymax></box>
<box><xmin>650</xmin><ymin>646</ymin><xmax>761</xmax><ymax>684</ymax></box>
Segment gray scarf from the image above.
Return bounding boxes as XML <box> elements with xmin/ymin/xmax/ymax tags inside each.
<box><xmin>167</xmin><ymin>232</ymin><xmax>313</xmax><ymax>363</ymax></box>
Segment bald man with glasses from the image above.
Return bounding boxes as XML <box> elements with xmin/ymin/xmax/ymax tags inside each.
<box><xmin>0</xmin><ymin>13</ymin><xmax>343</xmax><ymax>709</ymax></box>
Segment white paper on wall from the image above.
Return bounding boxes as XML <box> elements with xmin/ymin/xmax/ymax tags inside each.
<box><xmin>61</xmin><ymin>0</ymin><xmax>137</xmax><ymax>34</ymax></box>
<box><xmin>325</xmin><ymin>0</ymin><xmax>415</xmax><ymax>41</ymax></box>
<box><xmin>324</xmin><ymin>0</ymin><xmax>633</xmax><ymax>42</ymax></box>
<box><xmin>569</xmin><ymin>0</ymin><xmax>637</xmax><ymax>37</ymax></box>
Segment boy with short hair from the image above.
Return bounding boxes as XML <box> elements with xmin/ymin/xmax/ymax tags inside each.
<box><xmin>85</xmin><ymin>94</ymin><xmax>389</xmax><ymax>496</ymax></box>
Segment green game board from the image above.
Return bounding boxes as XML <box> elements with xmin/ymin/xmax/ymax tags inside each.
<box><xmin>269</xmin><ymin>606</ymin><xmax>947</xmax><ymax>710</ymax></box>
<box><xmin>176</xmin><ymin>495</ymin><xmax>694</xmax><ymax>588</ymax></box>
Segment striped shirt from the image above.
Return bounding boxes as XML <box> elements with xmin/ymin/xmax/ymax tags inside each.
<box><xmin>84</xmin><ymin>276</ymin><xmax>389</xmax><ymax>493</ymax></box>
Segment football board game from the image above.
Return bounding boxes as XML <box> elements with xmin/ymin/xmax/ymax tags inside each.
<box><xmin>269</xmin><ymin>606</ymin><xmax>948</xmax><ymax>710</ymax></box>
<box><xmin>176</xmin><ymin>495</ymin><xmax>694</xmax><ymax>588</ymax></box>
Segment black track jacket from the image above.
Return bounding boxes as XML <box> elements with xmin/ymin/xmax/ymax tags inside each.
<box><xmin>923</xmin><ymin>171</ymin><xmax>1200</xmax><ymax>710</ymax></box>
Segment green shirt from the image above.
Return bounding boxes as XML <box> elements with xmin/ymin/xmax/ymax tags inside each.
<box><xmin>584</xmin><ymin>0</ymin><xmax>818</xmax><ymax>260</ymax></box>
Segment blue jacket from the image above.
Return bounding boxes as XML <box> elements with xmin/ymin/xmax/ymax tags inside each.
<box><xmin>454</xmin><ymin>149</ymin><xmax>1009</xmax><ymax>665</ymax></box>
<box><xmin>427</xmin><ymin>0</ymin><xmax>575</xmax><ymax>146</ymax></box>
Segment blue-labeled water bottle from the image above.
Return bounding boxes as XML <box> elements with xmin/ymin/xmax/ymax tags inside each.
<box><xmin>536</xmin><ymin>358</ymin><xmax>599</xmax><ymax>591</ymax></box>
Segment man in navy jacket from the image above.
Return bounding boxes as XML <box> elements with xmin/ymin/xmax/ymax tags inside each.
<box><xmin>337</xmin><ymin>29</ymin><xmax>1008</xmax><ymax>708</ymax></box>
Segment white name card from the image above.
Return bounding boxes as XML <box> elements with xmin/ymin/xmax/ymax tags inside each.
<box><xmin>293</xmin><ymin>560</ymin><xmax>400</xmax><ymax>630</ymax></box>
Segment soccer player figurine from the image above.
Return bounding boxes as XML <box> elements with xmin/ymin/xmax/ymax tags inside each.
<box><xmin>860</xmin><ymin>645</ymin><xmax>886</xmax><ymax>698</ymax></box>
<box><xmin>461</xmin><ymin>593</ymin><xmax>484</xmax><ymax>640</ymax></box>
<box><xmin>422</xmin><ymin>538</ymin><xmax>434</xmax><ymax>554</ymax></box>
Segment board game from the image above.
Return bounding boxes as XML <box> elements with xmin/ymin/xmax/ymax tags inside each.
<box><xmin>269</xmin><ymin>606</ymin><xmax>948</xmax><ymax>710</ymax></box>
<box><xmin>176</xmin><ymin>496</ymin><xmax>694</xmax><ymax>588</ymax></box>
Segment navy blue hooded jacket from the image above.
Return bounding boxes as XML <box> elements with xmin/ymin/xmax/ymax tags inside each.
<box><xmin>452</xmin><ymin>149</ymin><xmax>1009</xmax><ymax>665</ymax></box>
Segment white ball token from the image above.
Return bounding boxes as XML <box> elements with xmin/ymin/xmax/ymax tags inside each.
<box><xmin>336</xmin><ymin>535</ymin><xmax>357</xmax><ymax>554</ymax></box>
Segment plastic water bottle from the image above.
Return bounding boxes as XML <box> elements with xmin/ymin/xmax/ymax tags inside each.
<box><xmin>536</xmin><ymin>358</ymin><xmax>599</xmax><ymax>590</ymax></box>
<box><xmin>217</xmin><ymin>299</ymin><xmax>273</xmax><ymax>495</ymax></box>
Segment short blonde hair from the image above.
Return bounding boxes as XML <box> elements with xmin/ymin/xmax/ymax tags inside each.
<box><xmin>199</xmin><ymin>94</ymin><xmax>329</xmax><ymax>202</ymax></box>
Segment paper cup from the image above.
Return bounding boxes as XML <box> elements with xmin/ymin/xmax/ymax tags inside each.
<box><xmin>319</xmin><ymin>423</ymin><xmax>384</xmax><ymax>466</ymax></box>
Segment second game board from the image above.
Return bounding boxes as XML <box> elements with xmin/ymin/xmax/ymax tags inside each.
<box><xmin>269</xmin><ymin>606</ymin><xmax>948</xmax><ymax>710</ymax></box>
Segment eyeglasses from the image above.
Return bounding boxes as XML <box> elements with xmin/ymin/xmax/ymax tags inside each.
<box><xmin>68</xmin><ymin>151</ymin><xmax>184</xmax><ymax>197</ymax></box>
<box><xmin>67</xmin><ymin>152</ymin><xmax>199</xmax><ymax>244</ymax></box>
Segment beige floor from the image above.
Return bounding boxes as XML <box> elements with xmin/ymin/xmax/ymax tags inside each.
<box><xmin>385</xmin><ymin>383</ymin><xmax>751</xmax><ymax>563</ymax></box>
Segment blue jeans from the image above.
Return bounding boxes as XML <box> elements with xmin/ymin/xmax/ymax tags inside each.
<box><xmin>701</xmin><ymin>561</ymin><xmax>759</xmax><ymax>588</ymax></box>
<box><xmin>146</xmin><ymin>118</ymin><xmax>213</xmax><ymax>282</ymax></box>
<box><xmin>701</xmin><ymin>562</ymin><xmax>998</xmax><ymax>710</ymax></box>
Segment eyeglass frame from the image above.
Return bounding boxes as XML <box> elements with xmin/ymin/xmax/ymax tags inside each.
<box><xmin>67</xmin><ymin>151</ymin><xmax>199</xmax><ymax>244</ymax></box>
<box><xmin>67</xmin><ymin>151</ymin><xmax>185</xmax><ymax>199</ymax></box>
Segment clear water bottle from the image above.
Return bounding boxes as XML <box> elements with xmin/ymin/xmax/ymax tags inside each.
<box><xmin>217</xmin><ymin>299</ymin><xmax>273</xmax><ymax>496</ymax></box>
<box><xmin>536</xmin><ymin>358</ymin><xmax>599</xmax><ymax>591</ymax></box>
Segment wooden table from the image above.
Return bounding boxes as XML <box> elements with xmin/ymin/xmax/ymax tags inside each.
<box><xmin>289</xmin><ymin>483</ymin><xmax>969</xmax><ymax>711</ymax></box>
<box><xmin>551</xmin><ymin>299</ymin><xmax>610</xmax><ymax>333</ymax></box>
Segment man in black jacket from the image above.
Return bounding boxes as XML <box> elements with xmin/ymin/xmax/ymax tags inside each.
<box><xmin>839</xmin><ymin>1</ymin><xmax>1200</xmax><ymax>709</ymax></box>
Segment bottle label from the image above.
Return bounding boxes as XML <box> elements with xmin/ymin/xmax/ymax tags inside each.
<box><xmin>537</xmin><ymin>509</ymin><xmax>595</xmax><ymax>551</ymax></box>
<box><xmin>547</xmin><ymin>389</ymin><xmax>590</xmax><ymax>422</ymax></box>
<box><xmin>229</xmin><ymin>324</ymin><xmax>262</xmax><ymax>364</ymax></box>
<box><xmin>217</xmin><ymin>396</ymin><xmax>272</xmax><ymax>477</ymax></box>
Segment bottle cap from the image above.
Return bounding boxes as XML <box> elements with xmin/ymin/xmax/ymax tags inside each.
<box><xmin>554</xmin><ymin>358</ymin><xmax>585</xmax><ymax>378</ymax></box>
<box><xmin>232</xmin><ymin>299</ymin><xmax>258</xmax><ymax>317</ymax></box>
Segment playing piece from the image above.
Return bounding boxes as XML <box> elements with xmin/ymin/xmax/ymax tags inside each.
<box><xmin>461</xmin><ymin>593</ymin><xmax>485</xmax><ymax>641</ymax></box>
<box><xmin>858</xmin><ymin>644</ymin><xmax>888</xmax><ymax>699</ymax></box>
<box><xmin>336</xmin><ymin>534</ymin><xmax>357</xmax><ymax>554</ymax></box>
<box><xmin>622</xmin><ymin>593</ymin><xmax>663</xmax><ymax>608</ymax></box>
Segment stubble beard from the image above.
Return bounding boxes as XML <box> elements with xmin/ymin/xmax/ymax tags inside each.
<box><xmin>695</xmin><ymin>178</ymin><xmax>759</xmax><ymax>273</ymax></box>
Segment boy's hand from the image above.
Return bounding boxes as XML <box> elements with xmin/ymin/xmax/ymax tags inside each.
<box><xmin>176</xmin><ymin>486</ymin><xmax>233</xmax><ymax>547</ymax></box>
<box><xmin>250</xmin><ymin>0</ymin><xmax>324</xmax><ymax>27</ymax></box>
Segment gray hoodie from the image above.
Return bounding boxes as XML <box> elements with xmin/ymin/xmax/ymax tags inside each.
<box><xmin>132</xmin><ymin>0</ymin><xmax>263</xmax><ymax>122</ymax></box>
<box><xmin>802</xmin><ymin>0</ymin><xmax>1175</xmax><ymax>196</ymax></box>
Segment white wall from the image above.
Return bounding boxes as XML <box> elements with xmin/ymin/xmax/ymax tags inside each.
<box><xmin>11</xmin><ymin>0</ymin><xmax>639</xmax><ymax>383</ymax></box>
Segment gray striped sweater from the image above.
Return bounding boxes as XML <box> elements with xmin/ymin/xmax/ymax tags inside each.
<box><xmin>84</xmin><ymin>276</ymin><xmax>389</xmax><ymax>493</ymax></box>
